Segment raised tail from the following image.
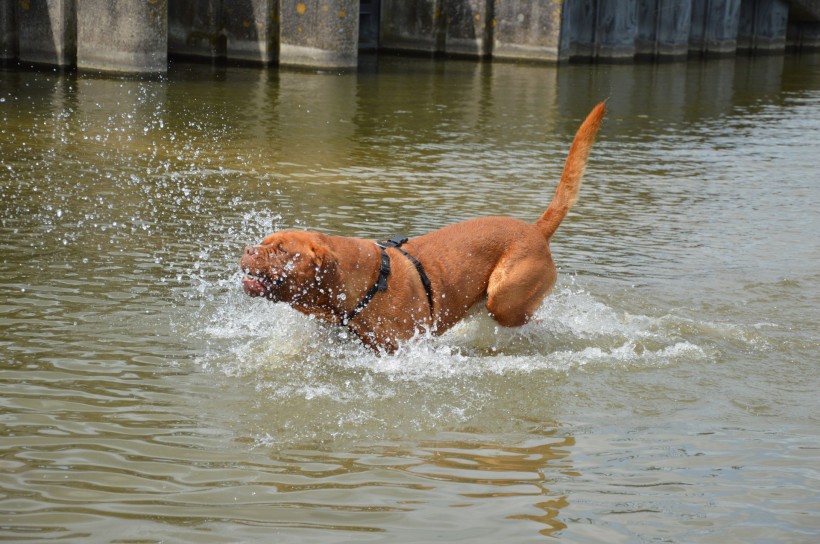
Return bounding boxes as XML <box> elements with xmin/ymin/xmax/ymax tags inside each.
<box><xmin>536</xmin><ymin>101</ymin><xmax>606</xmax><ymax>239</ymax></box>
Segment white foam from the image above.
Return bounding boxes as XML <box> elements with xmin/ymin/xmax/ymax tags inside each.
<box><xmin>181</xmin><ymin>275</ymin><xmax>737</xmax><ymax>447</ymax></box>
<box><xmin>191</xmin><ymin>277</ymin><xmax>716</xmax><ymax>384</ymax></box>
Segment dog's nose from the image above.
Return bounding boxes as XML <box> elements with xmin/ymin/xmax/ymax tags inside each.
<box><xmin>244</xmin><ymin>246</ymin><xmax>258</xmax><ymax>256</ymax></box>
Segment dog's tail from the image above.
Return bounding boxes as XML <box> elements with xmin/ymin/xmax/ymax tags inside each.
<box><xmin>536</xmin><ymin>101</ymin><xmax>606</xmax><ymax>239</ymax></box>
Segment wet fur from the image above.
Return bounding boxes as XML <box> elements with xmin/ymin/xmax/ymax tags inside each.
<box><xmin>241</xmin><ymin>102</ymin><xmax>606</xmax><ymax>351</ymax></box>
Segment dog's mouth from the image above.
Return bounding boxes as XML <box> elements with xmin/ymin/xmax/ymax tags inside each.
<box><xmin>241</xmin><ymin>271</ymin><xmax>282</xmax><ymax>300</ymax></box>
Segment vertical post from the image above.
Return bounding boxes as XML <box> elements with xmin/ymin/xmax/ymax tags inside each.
<box><xmin>492</xmin><ymin>0</ymin><xmax>565</xmax><ymax>62</ymax></box>
<box><xmin>77</xmin><ymin>1</ymin><xmax>167</xmax><ymax>74</ymax></box>
<box><xmin>17</xmin><ymin>0</ymin><xmax>76</xmax><ymax>67</ymax></box>
<box><xmin>279</xmin><ymin>0</ymin><xmax>359</xmax><ymax>68</ymax></box>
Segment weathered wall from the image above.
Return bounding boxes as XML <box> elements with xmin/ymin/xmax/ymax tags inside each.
<box><xmin>492</xmin><ymin>0</ymin><xmax>564</xmax><ymax>62</ymax></box>
<box><xmin>17</xmin><ymin>0</ymin><xmax>76</xmax><ymax>67</ymax></box>
<box><xmin>379</xmin><ymin>0</ymin><xmax>442</xmax><ymax>53</ymax></box>
<box><xmin>442</xmin><ymin>0</ymin><xmax>492</xmax><ymax>56</ymax></box>
<box><xmin>168</xmin><ymin>0</ymin><xmax>278</xmax><ymax>64</ymax></box>
<box><xmin>379</xmin><ymin>0</ymin><xmax>492</xmax><ymax>58</ymax></box>
<box><xmin>787</xmin><ymin>19</ymin><xmax>820</xmax><ymax>47</ymax></box>
<box><xmin>168</xmin><ymin>0</ymin><xmax>227</xmax><ymax>60</ymax></box>
<box><xmin>637</xmin><ymin>0</ymin><xmax>693</xmax><ymax>58</ymax></box>
<box><xmin>563</xmin><ymin>0</ymin><xmax>596</xmax><ymax>59</ymax></box>
<box><xmin>596</xmin><ymin>0</ymin><xmax>639</xmax><ymax>59</ymax></box>
<box><xmin>77</xmin><ymin>1</ymin><xmax>167</xmax><ymax>73</ymax></box>
<box><xmin>222</xmin><ymin>0</ymin><xmax>278</xmax><ymax>64</ymax></box>
<box><xmin>279</xmin><ymin>0</ymin><xmax>360</xmax><ymax>68</ymax></box>
<box><xmin>1</xmin><ymin>1</ymin><xmax>16</xmax><ymax>60</ymax></box>
<box><xmin>3</xmin><ymin>0</ymin><xmax>819</xmax><ymax>73</ymax></box>
<box><xmin>690</xmin><ymin>0</ymin><xmax>742</xmax><ymax>55</ymax></box>
<box><xmin>738</xmin><ymin>0</ymin><xmax>789</xmax><ymax>51</ymax></box>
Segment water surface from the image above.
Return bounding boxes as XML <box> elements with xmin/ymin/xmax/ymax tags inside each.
<box><xmin>1</xmin><ymin>54</ymin><xmax>819</xmax><ymax>542</ymax></box>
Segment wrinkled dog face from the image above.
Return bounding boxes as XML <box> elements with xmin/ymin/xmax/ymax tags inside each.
<box><xmin>240</xmin><ymin>231</ymin><xmax>332</xmax><ymax>305</ymax></box>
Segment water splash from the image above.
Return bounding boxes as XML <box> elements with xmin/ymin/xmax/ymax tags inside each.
<box><xmin>182</xmin><ymin>264</ymin><xmax>720</xmax><ymax>447</ymax></box>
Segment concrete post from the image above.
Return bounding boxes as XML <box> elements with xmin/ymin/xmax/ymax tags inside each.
<box><xmin>595</xmin><ymin>0</ymin><xmax>638</xmax><ymax>59</ymax></box>
<box><xmin>222</xmin><ymin>0</ymin><xmax>278</xmax><ymax>64</ymax></box>
<box><xmin>738</xmin><ymin>0</ymin><xmax>788</xmax><ymax>52</ymax></box>
<box><xmin>442</xmin><ymin>0</ymin><xmax>492</xmax><ymax>57</ymax></box>
<box><xmin>492</xmin><ymin>0</ymin><xmax>564</xmax><ymax>62</ymax></box>
<box><xmin>637</xmin><ymin>0</ymin><xmax>692</xmax><ymax>59</ymax></box>
<box><xmin>379</xmin><ymin>0</ymin><xmax>443</xmax><ymax>54</ymax></box>
<box><xmin>690</xmin><ymin>0</ymin><xmax>742</xmax><ymax>56</ymax></box>
<box><xmin>168</xmin><ymin>0</ymin><xmax>227</xmax><ymax>60</ymax></box>
<box><xmin>77</xmin><ymin>1</ymin><xmax>167</xmax><ymax>73</ymax></box>
<box><xmin>279</xmin><ymin>0</ymin><xmax>359</xmax><ymax>68</ymax></box>
<box><xmin>17</xmin><ymin>0</ymin><xmax>76</xmax><ymax>67</ymax></box>
<box><xmin>1</xmin><ymin>1</ymin><xmax>17</xmax><ymax>60</ymax></box>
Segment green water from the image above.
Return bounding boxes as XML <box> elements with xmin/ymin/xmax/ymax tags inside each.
<box><xmin>1</xmin><ymin>54</ymin><xmax>819</xmax><ymax>542</ymax></box>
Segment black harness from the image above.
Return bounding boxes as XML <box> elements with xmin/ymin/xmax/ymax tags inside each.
<box><xmin>341</xmin><ymin>235</ymin><xmax>434</xmax><ymax>326</ymax></box>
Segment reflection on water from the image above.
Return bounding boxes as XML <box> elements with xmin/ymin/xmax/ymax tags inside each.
<box><xmin>1</xmin><ymin>53</ymin><xmax>819</xmax><ymax>542</ymax></box>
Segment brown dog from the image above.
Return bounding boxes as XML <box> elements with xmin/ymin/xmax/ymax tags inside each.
<box><xmin>241</xmin><ymin>102</ymin><xmax>606</xmax><ymax>351</ymax></box>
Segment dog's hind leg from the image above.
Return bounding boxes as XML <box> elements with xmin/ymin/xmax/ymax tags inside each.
<box><xmin>485</xmin><ymin>255</ymin><xmax>555</xmax><ymax>328</ymax></box>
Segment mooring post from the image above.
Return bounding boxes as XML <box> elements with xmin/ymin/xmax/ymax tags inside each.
<box><xmin>16</xmin><ymin>0</ymin><xmax>76</xmax><ymax>68</ymax></box>
<box><xmin>77</xmin><ymin>1</ymin><xmax>167</xmax><ymax>74</ymax></box>
<box><xmin>278</xmin><ymin>0</ymin><xmax>359</xmax><ymax>68</ymax></box>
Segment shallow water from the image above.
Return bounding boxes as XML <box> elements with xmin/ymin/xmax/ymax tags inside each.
<box><xmin>1</xmin><ymin>54</ymin><xmax>819</xmax><ymax>542</ymax></box>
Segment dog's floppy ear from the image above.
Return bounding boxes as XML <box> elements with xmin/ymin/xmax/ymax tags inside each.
<box><xmin>306</xmin><ymin>237</ymin><xmax>335</xmax><ymax>271</ymax></box>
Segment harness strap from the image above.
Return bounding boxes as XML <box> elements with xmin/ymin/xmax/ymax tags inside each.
<box><xmin>341</xmin><ymin>246</ymin><xmax>390</xmax><ymax>325</ymax></box>
<box><xmin>377</xmin><ymin>235</ymin><xmax>435</xmax><ymax>316</ymax></box>
<box><xmin>342</xmin><ymin>235</ymin><xmax>435</xmax><ymax>326</ymax></box>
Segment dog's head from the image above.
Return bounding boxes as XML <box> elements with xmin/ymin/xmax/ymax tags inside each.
<box><xmin>240</xmin><ymin>231</ymin><xmax>336</xmax><ymax>306</ymax></box>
